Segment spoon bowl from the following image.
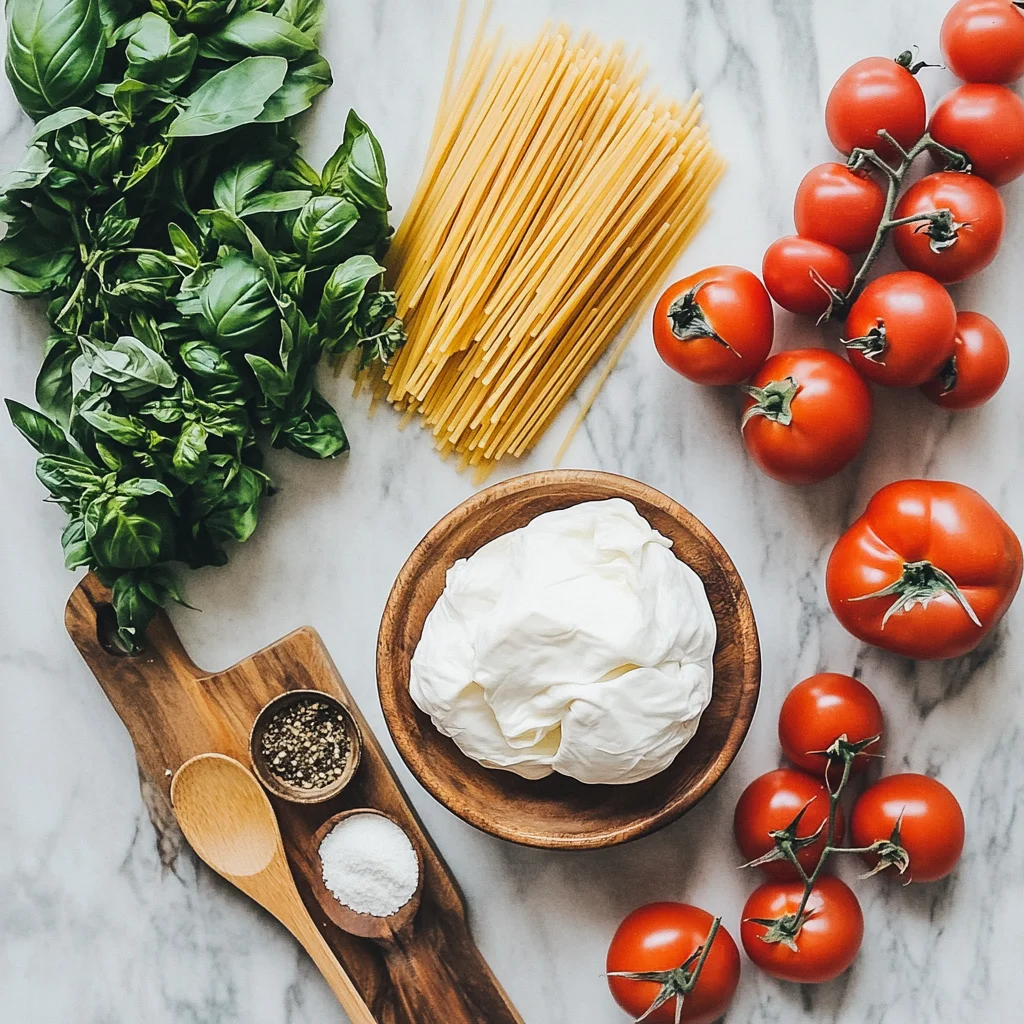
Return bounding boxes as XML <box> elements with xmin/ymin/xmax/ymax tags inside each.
<box><xmin>310</xmin><ymin>808</ymin><xmax>424</xmax><ymax>941</ymax></box>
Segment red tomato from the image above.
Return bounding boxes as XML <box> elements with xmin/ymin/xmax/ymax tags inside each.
<box><xmin>778</xmin><ymin>673</ymin><xmax>884</xmax><ymax>777</ymax></box>
<box><xmin>842</xmin><ymin>271</ymin><xmax>957</xmax><ymax>387</ymax></box>
<box><xmin>734</xmin><ymin>768</ymin><xmax>844</xmax><ymax>880</ymax></box>
<box><xmin>892</xmin><ymin>171</ymin><xmax>1004</xmax><ymax>283</ymax></box>
<box><xmin>928</xmin><ymin>83</ymin><xmax>1024</xmax><ymax>185</ymax></box>
<box><xmin>941</xmin><ymin>0</ymin><xmax>1024</xmax><ymax>84</ymax></box>
<box><xmin>740</xmin><ymin>877</ymin><xmax>864</xmax><ymax>984</ymax></box>
<box><xmin>921</xmin><ymin>311</ymin><xmax>1010</xmax><ymax>409</ymax></box>
<box><xmin>825</xmin><ymin>57</ymin><xmax>926</xmax><ymax>159</ymax></box>
<box><xmin>794</xmin><ymin>163</ymin><xmax>887</xmax><ymax>253</ymax></box>
<box><xmin>762</xmin><ymin>236</ymin><xmax>854</xmax><ymax>317</ymax></box>
<box><xmin>851</xmin><ymin>774</ymin><xmax>965</xmax><ymax>883</ymax></box>
<box><xmin>654</xmin><ymin>266</ymin><xmax>774</xmax><ymax>385</ymax></box>
<box><xmin>607</xmin><ymin>903</ymin><xmax>741</xmax><ymax>1024</ymax></box>
<box><xmin>741</xmin><ymin>349</ymin><xmax>872</xmax><ymax>485</ymax></box>
<box><xmin>826</xmin><ymin>479</ymin><xmax>1023</xmax><ymax>659</ymax></box>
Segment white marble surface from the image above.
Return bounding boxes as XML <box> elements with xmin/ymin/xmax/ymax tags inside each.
<box><xmin>2</xmin><ymin>1</ymin><xmax>1022</xmax><ymax>1022</ymax></box>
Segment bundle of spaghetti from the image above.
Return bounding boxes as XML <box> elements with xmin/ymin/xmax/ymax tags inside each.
<box><xmin>382</xmin><ymin>11</ymin><xmax>725</xmax><ymax>480</ymax></box>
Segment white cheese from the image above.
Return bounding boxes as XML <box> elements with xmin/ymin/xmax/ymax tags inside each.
<box><xmin>409</xmin><ymin>498</ymin><xmax>717</xmax><ymax>785</ymax></box>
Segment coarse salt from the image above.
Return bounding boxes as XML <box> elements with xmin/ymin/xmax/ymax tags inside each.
<box><xmin>319</xmin><ymin>813</ymin><xmax>419</xmax><ymax>918</ymax></box>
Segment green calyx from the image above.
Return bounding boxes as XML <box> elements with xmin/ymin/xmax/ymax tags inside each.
<box><xmin>842</xmin><ymin>318</ymin><xmax>888</xmax><ymax>363</ymax></box>
<box><xmin>848</xmin><ymin>559</ymin><xmax>983</xmax><ymax>629</ymax></box>
<box><xmin>666</xmin><ymin>284</ymin><xmax>739</xmax><ymax>357</ymax></box>
<box><xmin>859</xmin><ymin>817</ymin><xmax>912</xmax><ymax>880</ymax></box>
<box><xmin>741</xmin><ymin>375</ymin><xmax>800</xmax><ymax>429</ymax></box>
<box><xmin>937</xmin><ymin>355</ymin><xmax>958</xmax><ymax>395</ymax></box>
<box><xmin>608</xmin><ymin>918</ymin><xmax>722</xmax><ymax>1024</ymax></box>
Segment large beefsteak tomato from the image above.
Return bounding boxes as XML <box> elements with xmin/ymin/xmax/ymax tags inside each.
<box><xmin>826</xmin><ymin>480</ymin><xmax>1021</xmax><ymax>659</ymax></box>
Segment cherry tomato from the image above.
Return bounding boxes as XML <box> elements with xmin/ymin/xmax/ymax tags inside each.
<box><xmin>921</xmin><ymin>311</ymin><xmax>1010</xmax><ymax>409</ymax></box>
<box><xmin>607</xmin><ymin>903</ymin><xmax>741</xmax><ymax>1024</ymax></box>
<box><xmin>734</xmin><ymin>768</ymin><xmax>844</xmax><ymax>880</ymax></box>
<box><xmin>793</xmin><ymin>163</ymin><xmax>887</xmax><ymax>253</ymax></box>
<box><xmin>778</xmin><ymin>673</ymin><xmax>884</xmax><ymax>777</ymax></box>
<box><xmin>928</xmin><ymin>83</ymin><xmax>1024</xmax><ymax>185</ymax></box>
<box><xmin>826</xmin><ymin>479</ymin><xmax>1023</xmax><ymax>659</ymax></box>
<box><xmin>892</xmin><ymin>171</ymin><xmax>1004</xmax><ymax>283</ymax></box>
<box><xmin>654</xmin><ymin>266</ymin><xmax>774</xmax><ymax>385</ymax></box>
<box><xmin>740</xmin><ymin>877</ymin><xmax>864</xmax><ymax>984</ymax></box>
<box><xmin>825</xmin><ymin>57</ymin><xmax>926</xmax><ymax>159</ymax></box>
<box><xmin>741</xmin><ymin>349</ymin><xmax>872</xmax><ymax>485</ymax></box>
<box><xmin>842</xmin><ymin>271</ymin><xmax>957</xmax><ymax>387</ymax></box>
<box><xmin>762</xmin><ymin>236</ymin><xmax>854</xmax><ymax>317</ymax></box>
<box><xmin>941</xmin><ymin>0</ymin><xmax>1024</xmax><ymax>84</ymax></box>
<box><xmin>851</xmin><ymin>774</ymin><xmax>965</xmax><ymax>883</ymax></box>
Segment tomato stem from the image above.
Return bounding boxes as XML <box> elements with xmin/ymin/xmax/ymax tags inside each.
<box><xmin>847</xmin><ymin>559</ymin><xmax>983</xmax><ymax>629</ymax></box>
<box><xmin>828</xmin><ymin>132</ymin><xmax>971</xmax><ymax>319</ymax></box>
<box><xmin>666</xmin><ymin>283</ymin><xmax>740</xmax><ymax>356</ymax></box>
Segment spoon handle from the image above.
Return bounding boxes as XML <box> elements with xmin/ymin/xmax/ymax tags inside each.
<box><xmin>286</xmin><ymin>905</ymin><xmax>377</xmax><ymax>1024</ymax></box>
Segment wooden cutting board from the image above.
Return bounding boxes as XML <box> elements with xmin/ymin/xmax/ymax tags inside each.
<box><xmin>65</xmin><ymin>572</ymin><xmax>523</xmax><ymax>1024</ymax></box>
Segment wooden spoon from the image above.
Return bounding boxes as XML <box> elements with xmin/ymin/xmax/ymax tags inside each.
<box><xmin>171</xmin><ymin>753</ymin><xmax>376</xmax><ymax>1024</ymax></box>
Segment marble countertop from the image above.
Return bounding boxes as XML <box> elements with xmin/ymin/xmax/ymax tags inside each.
<box><xmin>2</xmin><ymin>1</ymin><xmax>1022</xmax><ymax>1022</ymax></box>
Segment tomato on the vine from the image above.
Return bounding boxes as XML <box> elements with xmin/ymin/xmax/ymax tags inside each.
<box><xmin>607</xmin><ymin>903</ymin><xmax>741</xmax><ymax>1024</ymax></box>
<box><xmin>842</xmin><ymin>271</ymin><xmax>957</xmax><ymax>387</ymax></box>
<box><xmin>941</xmin><ymin>0</ymin><xmax>1024</xmax><ymax>85</ymax></box>
<box><xmin>794</xmin><ymin>163</ymin><xmax>887</xmax><ymax>253</ymax></box>
<box><xmin>892</xmin><ymin>171</ymin><xmax>1004</xmax><ymax>283</ymax></box>
<box><xmin>851</xmin><ymin>774</ymin><xmax>965</xmax><ymax>883</ymax></box>
<box><xmin>740</xmin><ymin>877</ymin><xmax>864</xmax><ymax>984</ymax></box>
<box><xmin>653</xmin><ymin>266</ymin><xmax>774</xmax><ymax>385</ymax></box>
<box><xmin>928</xmin><ymin>83</ymin><xmax>1024</xmax><ymax>185</ymax></box>
<box><xmin>778</xmin><ymin>673</ymin><xmax>884</xmax><ymax>777</ymax></box>
<box><xmin>762</xmin><ymin>236</ymin><xmax>854</xmax><ymax>317</ymax></box>
<box><xmin>825</xmin><ymin>56</ymin><xmax>926</xmax><ymax>159</ymax></box>
<box><xmin>826</xmin><ymin>479</ymin><xmax>1023</xmax><ymax>659</ymax></box>
<box><xmin>741</xmin><ymin>349</ymin><xmax>872</xmax><ymax>485</ymax></box>
<box><xmin>921</xmin><ymin>311</ymin><xmax>1009</xmax><ymax>409</ymax></box>
<box><xmin>734</xmin><ymin>768</ymin><xmax>844</xmax><ymax>880</ymax></box>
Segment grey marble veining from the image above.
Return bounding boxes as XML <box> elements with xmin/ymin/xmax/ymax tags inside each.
<box><xmin>2</xmin><ymin>2</ymin><xmax>1022</xmax><ymax>1022</ymax></box>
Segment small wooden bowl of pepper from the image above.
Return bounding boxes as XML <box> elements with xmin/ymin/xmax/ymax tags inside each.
<box><xmin>249</xmin><ymin>689</ymin><xmax>362</xmax><ymax>804</ymax></box>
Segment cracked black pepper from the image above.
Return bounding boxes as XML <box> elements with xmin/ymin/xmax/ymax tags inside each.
<box><xmin>260</xmin><ymin>698</ymin><xmax>351</xmax><ymax>790</ymax></box>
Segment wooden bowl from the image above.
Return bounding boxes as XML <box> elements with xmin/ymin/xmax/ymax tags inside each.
<box><xmin>249</xmin><ymin>689</ymin><xmax>362</xmax><ymax>804</ymax></box>
<box><xmin>377</xmin><ymin>470</ymin><xmax>760</xmax><ymax>850</ymax></box>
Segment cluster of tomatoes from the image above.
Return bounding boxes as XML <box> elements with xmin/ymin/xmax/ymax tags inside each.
<box><xmin>654</xmin><ymin>0</ymin><xmax>1024</xmax><ymax>487</ymax></box>
<box><xmin>605</xmin><ymin>675</ymin><xmax>965</xmax><ymax>1022</ymax></box>
<box><xmin>736</xmin><ymin>673</ymin><xmax>964</xmax><ymax>985</ymax></box>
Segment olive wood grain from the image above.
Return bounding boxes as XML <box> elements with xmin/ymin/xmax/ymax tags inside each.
<box><xmin>377</xmin><ymin>469</ymin><xmax>761</xmax><ymax>850</ymax></box>
<box><xmin>65</xmin><ymin>575</ymin><xmax>523</xmax><ymax>1024</ymax></box>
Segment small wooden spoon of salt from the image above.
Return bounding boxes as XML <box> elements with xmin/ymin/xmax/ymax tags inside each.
<box><xmin>171</xmin><ymin>753</ymin><xmax>376</xmax><ymax>1024</ymax></box>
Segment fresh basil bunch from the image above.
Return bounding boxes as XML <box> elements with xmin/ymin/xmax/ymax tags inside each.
<box><xmin>1</xmin><ymin>0</ymin><xmax>405</xmax><ymax>648</ymax></box>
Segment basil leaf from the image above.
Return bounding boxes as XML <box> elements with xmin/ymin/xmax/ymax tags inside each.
<box><xmin>193</xmin><ymin>463</ymin><xmax>265</xmax><ymax>544</ymax></box>
<box><xmin>79</xmin><ymin>335</ymin><xmax>178</xmax><ymax>397</ymax></box>
<box><xmin>36</xmin><ymin>336</ymin><xmax>77</xmax><ymax>423</ymax></box>
<box><xmin>275</xmin><ymin>0</ymin><xmax>324</xmax><ymax>38</ymax></box>
<box><xmin>125</xmin><ymin>12</ymin><xmax>198</xmax><ymax>90</ymax></box>
<box><xmin>5</xmin><ymin>0</ymin><xmax>106</xmax><ymax>119</ymax></box>
<box><xmin>95</xmin><ymin>199</ymin><xmax>140</xmax><ymax>249</ymax></box>
<box><xmin>0</xmin><ymin>144</ymin><xmax>52</xmax><ymax>194</ymax></box>
<box><xmin>245</xmin><ymin>353</ymin><xmax>291</xmax><ymax>408</ymax></box>
<box><xmin>61</xmin><ymin>517</ymin><xmax>91</xmax><ymax>569</ymax></box>
<box><xmin>172</xmin><ymin>419</ymin><xmax>209</xmax><ymax>483</ymax></box>
<box><xmin>150</xmin><ymin>0</ymin><xmax>236</xmax><ymax>30</ymax></box>
<box><xmin>78</xmin><ymin>407</ymin><xmax>149</xmax><ymax>445</ymax></box>
<box><xmin>119</xmin><ymin>477</ymin><xmax>174</xmax><ymax>499</ymax></box>
<box><xmin>85</xmin><ymin>494</ymin><xmax>162</xmax><ymax>569</ymax></box>
<box><xmin>29</xmin><ymin>106</ymin><xmax>95</xmax><ymax>145</ymax></box>
<box><xmin>168</xmin><ymin>55</ymin><xmax>288</xmax><ymax>138</ymax></box>
<box><xmin>200</xmin><ymin>11</ymin><xmax>316</xmax><ymax>61</ymax></box>
<box><xmin>278</xmin><ymin>391</ymin><xmax>348</xmax><ymax>459</ymax></box>
<box><xmin>292</xmin><ymin>195</ymin><xmax>358</xmax><ymax>268</ymax></box>
<box><xmin>167</xmin><ymin>222</ymin><xmax>201</xmax><ymax>268</ymax></box>
<box><xmin>35</xmin><ymin>454</ymin><xmax>102</xmax><ymax>500</ymax></box>
<box><xmin>198</xmin><ymin>254</ymin><xmax>278</xmax><ymax>351</ymax></box>
<box><xmin>318</xmin><ymin>254</ymin><xmax>385</xmax><ymax>346</ymax></box>
<box><xmin>214</xmin><ymin>158</ymin><xmax>275</xmax><ymax>217</ymax></box>
<box><xmin>322</xmin><ymin>110</ymin><xmax>389</xmax><ymax>212</ymax></box>
<box><xmin>111</xmin><ymin>570</ymin><xmax>160</xmax><ymax>646</ymax></box>
<box><xmin>239</xmin><ymin>189</ymin><xmax>311</xmax><ymax>216</ymax></box>
<box><xmin>179</xmin><ymin>340</ymin><xmax>245</xmax><ymax>390</ymax></box>
<box><xmin>255</xmin><ymin>51</ymin><xmax>331</xmax><ymax>123</ymax></box>
<box><xmin>6</xmin><ymin>398</ymin><xmax>76</xmax><ymax>456</ymax></box>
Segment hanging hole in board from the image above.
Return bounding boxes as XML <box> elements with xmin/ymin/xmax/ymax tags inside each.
<box><xmin>96</xmin><ymin>603</ymin><xmax>140</xmax><ymax>657</ymax></box>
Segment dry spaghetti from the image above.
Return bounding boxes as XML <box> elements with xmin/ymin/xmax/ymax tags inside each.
<box><xmin>381</xmin><ymin>9</ymin><xmax>725</xmax><ymax>480</ymax></box>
